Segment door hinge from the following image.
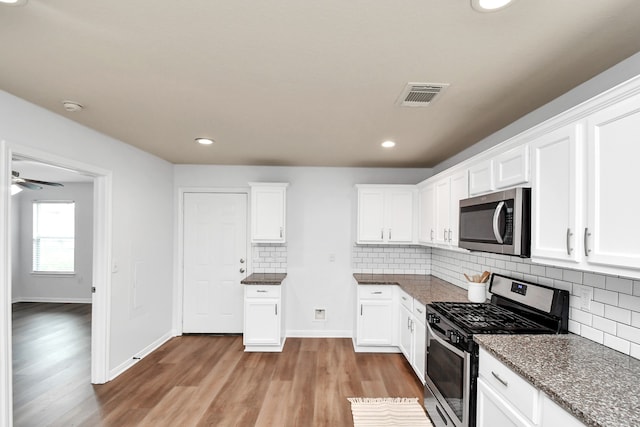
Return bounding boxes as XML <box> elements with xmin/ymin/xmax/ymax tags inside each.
<box><xmin>92</xmin><ymin>286</ymin><xmax>96</xmax><ymax>293</ymax></box>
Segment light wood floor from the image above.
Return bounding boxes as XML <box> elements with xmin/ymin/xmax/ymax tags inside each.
<box><xmin>12</xmin><ymin>303</ymin><xmax>425</xmax><ymax>426</ymax></box>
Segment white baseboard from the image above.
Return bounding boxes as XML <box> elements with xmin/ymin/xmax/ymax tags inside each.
<box><xmin>12</xmin><ymin>297</ymin><xmax>92</xmax><ymax>304</ymax></box>
<box><xmin>109</xmin><ymin>331</ymin><xmax>174</xmax><ymax>381</ymax></box>
<box><xmin>286</xmin><ymin>329</ymin><xmax>352</xmax><ymax>338</ymax></box>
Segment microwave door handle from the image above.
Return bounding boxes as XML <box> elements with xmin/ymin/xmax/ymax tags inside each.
<box><xmin>492</xmin><ymin>201</ymin><xmax>505</xmax><ymax>244</ymax></box>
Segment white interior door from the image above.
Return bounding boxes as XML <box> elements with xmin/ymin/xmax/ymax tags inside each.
<box><xmin>183</xmin><ymin>193</ymin><xmax>247</xmax><ymax>333</ymax></box>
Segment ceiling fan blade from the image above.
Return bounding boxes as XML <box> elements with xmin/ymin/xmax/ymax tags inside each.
<box><xmin>14</xmin><ymin>180</ymin><xmax>42</xmax><ymax>190</ymax></box>
<box><xmin>22</xmin><ymin>178</ymin><xmax>64</xmax><ymax>187</ymax></box>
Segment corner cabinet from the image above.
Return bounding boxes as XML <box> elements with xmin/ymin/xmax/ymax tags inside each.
<box><xmin>249</xmin><ymin>183</ymin><xmax>288</xmax><ymax>243</ymax></box>
<box><xmin>243</xmin><ymin>284</ymin><xmax>285</xmax><ymax>352</ymax></box>
<box><xmin>356</xmin><ymin>185</ymin><xmax>416</xmax><ymax>244</ymax></box>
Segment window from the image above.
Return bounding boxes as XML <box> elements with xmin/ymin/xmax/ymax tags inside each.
<box><xmin>32</xmin><ymin>201</ymin><xmax>75</xmax><ymax>273</ymax></box>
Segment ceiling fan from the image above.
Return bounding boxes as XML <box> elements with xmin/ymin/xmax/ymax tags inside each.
<box><xmin>12</xmin><ymin>170</ymin><xmax>64</xmax><ymax>190</ymax></box>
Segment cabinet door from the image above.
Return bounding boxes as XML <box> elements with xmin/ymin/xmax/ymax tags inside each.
<box><xmin>398</xmin><ymin>305</ymin><xmax>412</xmax><ymax>360</ymax></box>
<box><xmin>494</xmin><ymin>145</ymin><xmax>530</xmax><ymax>189</ymax></box>
<box><xmin>434</xmin><ymin>178</ymin><xmax>451</xmax><ymax>245</ymax></box>
<box><xmin>357</xmin><ymin>300</ymin><xmax>395</xmax><ymax>346</ymax></box>
<box><xmin>251</xmin><ymin>185</ymin><xmax>286</xmax><ymax>242</ymax></box>
<box><xmin>477</xmin><ymin>378</ymin><xmax>535</xmax><ymax>427</ymax></box>
<box><xmin>586</xmin><ymin>93</ymin><xmax>640</xmax><ymax>270</ymax></box>
<box><xmin>244</xmin><ymin>299</ymin><xmax>280</xmax><ymax>345</ymax></box>
<box><xmin>540</xmin><ymin>394</ymin><xmax>586</xmax><ymax>427</ymax></box>
<box><xmin>469</xmin><ymin>160</ymin><xmax>494</xmax><ymax>196</ymax></box>
<box><xmin>531</xmin><ymin>123</ymin><xmax>582</xmax><ymax>264</ymax></box>
<box><xmin>387</xmin><ymin>189</ymin><xmax>414</xmax><ymax>243</ymax></box>
<box><xmin>448</xmin><ymin>171</ymin><xmax>468</xmax><ymax>247</ymax></box>
<box><xmin>418</xmin><ymin>184</ymin><xmax>436</xmax><ymax>244</ymax></box>
<box><xmin>358</xmin><ymin>188</ymin><xmax>386</xmax><ymax>243</ymax></box>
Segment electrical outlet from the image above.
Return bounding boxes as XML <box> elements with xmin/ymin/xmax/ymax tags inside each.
<box><xmin>579</xmin><ymin>286</ymin><xmax>593</xmax><ymax>311</ymax></box>
<box><xmin>314</xmin><ymin>308</ymin><xmax>326</xmax><ymax>321</ymax></box>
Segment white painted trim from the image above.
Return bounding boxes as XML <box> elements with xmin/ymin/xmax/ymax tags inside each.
<box><xmin>0</xmin><ymin>140</ymin><xmax>14</xmax><ymax>427</ymax></box>
<box><xmin>11</xmin><ymin>297</ymin><xmax>92</xmax><ymax>304</ymax></box>
<box><xmin>108</xmin><ymin>331</ymin><xmax>173</xmax><ymax>380</ymax></box>
<box><xmin>2</xmin><ymin>142</ymin><xmax>113</xmax><ymax>404</ymax></box>
<box><xmin>286</xmin><ymin>329</ymin><xmax>353</xmax><ymax>338</ymax></box>
<box><xmin>173</xmin><ymin>186</ymin><xmax>251</xmax><ymax>336</ymax></box>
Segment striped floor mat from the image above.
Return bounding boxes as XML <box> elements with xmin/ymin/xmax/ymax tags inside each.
<box><xmin>347</xmin><ymin>397</ymin><xmax>433</xmax><ymax>427</ymax></box>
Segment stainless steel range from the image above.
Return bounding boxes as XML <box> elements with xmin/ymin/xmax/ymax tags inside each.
<box><xmin>424</xmin><ymin>273</ymin><xmax>569</xmax><ymax>427</ymax></box>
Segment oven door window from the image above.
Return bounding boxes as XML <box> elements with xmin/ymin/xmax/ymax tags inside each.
<box><xmin>427</xmin><ymin>337</ymin><xmax>465</xmax><ymax>423</ymax></box>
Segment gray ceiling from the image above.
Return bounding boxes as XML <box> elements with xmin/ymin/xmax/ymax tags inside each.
<box><xmin>2</xmin><ymin>0</ymin><xmax>640</xmax><ymax>168</ymax></box>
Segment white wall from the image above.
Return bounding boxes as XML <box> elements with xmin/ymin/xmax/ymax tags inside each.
<box><xmin>0</xmin><ymin>90</ymin><xmax>175</xmax><ymax>377</ymax></box>
<box><xmin>174</xmin><ymin>165</ymin><xmax>431</xmax><ymax>337</ymax></box>
<box><xmin>12</xmin><ymin>182</ymin><xmax>93</xmax><ymax>303</ymax></box>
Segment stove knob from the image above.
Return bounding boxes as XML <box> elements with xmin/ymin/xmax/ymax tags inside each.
<box><xmin>449</xmin><ymin>331</ymin><xmax>460</xmax><ymax>344</ymax></box>
<box><xmin>427</xmin><ymin>313</ymin><xmax>440</xmax><ymax>324</ymax></box>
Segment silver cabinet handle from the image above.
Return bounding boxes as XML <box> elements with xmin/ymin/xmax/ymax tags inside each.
<box><xmin>389</xmin><ymin>228</ymin><xmax>392</xmax><ymax>240</ymax></box>
<box><xmin>240</xmin><ymin>268</ymin><xmax>245</xmax><ymax>273</ymax></box>
<box><xmin>566</xmin><ymin>228</ymin><xmax>573</xmax><ymax>255</ymax></box>
<box><xmin>371</xmin><ymin>291</ymin><xmax>383</xmax><ymax>295</ymax></box>
<box><xmin>416</xmin><ymin>308</ymin><xmax>423</xmax><ymax>314</ymax></box>
<box><xmin>584</xmin><ymin>228</ymin><xmax>592</xmax><ymax>256</ymax></box>
<box><xmin>448</xmin><ymin>229</ymin><xmax>452</xmax><ymax>242</ymax></box>
<box><xmin>401</xmin><ymin>296</ymin><xmax>407</xmax><ymax>301</ymax></box>
<box><xmin>360</xmin><ymin>304</ymin><xmax>363</xmax><ymax>316</ymax></box>
<box><xmin>430</xmin><ymin>229</ymin><xmax>434</xmax><ymax>241</ymax></box>
<box><xmin>444</xmin><ymin>228</ymin><xmax>447</xmax><ymax>240</ymax></box>
<box><xmin>410</xmin><ymin>319</ymin><xmax>415</xmax><ymax>332</ymax></box>
<box><xmin>408</xmin><ymin>317</ymin><xmax>412</xmax><ymax>329</ymax></box>
<box><xmin>275</xmin><ymin>304</ymin><xmax>278</xmax><ymax>315</ymax></box>
<box><xmin>492</xmin><ymin>371</ymin><xmax>508</xmax><ymax>387</ymax></box>
<box><xmin>280</xmin><ymin>227</ymin><xmax>283</xmax><ymax>238</ymax></box>
<box><xmin>381</xmin><ymin>228</ymin><xmax>384</xmax><ymax>239</ymax></box>
<box><xmin>493</xmin><ymin>201</ymin><xmax>505</xmax><ymax>244</ymax></box>
<box><xmin>257</xmin><ymin>290</ymin><xmax>268</xmax><ymax>293</ymax></box>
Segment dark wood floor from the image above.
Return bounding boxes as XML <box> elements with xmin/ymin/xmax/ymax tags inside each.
<box><xmin>12</xmin><ymin>303</ymin><xmax>424</xmax><ymax>426</ymax></box>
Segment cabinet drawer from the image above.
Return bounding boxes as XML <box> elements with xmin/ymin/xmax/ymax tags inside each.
<box><xmin>399</xmin><ymin>289</ymin><xmax>413</xmax><ymax>310</ymax></box>
<box><xmin>358</xmin><ymin>285</ymin><xmax>394</xmax><ymax>299</ymax></box>
<box><xmin>413</xmin><ymin>301</ymin><xmax>427</xmax><ymax>324</ymax></box>
<box><xmin>479</xmin><ymin>347</ymin><xmax>538</xmax><ymax>423</ymax></box>
<box><xmin>245</xmin><ymin>285</ymin><xmax>281</xmax><ymax>298</ymax></box>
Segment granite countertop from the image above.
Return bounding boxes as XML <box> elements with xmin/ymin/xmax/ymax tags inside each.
<box><xmin>353</xmin><ymin>273</ymin><xmax>468</xmax><ymax>305</ymax></box>
<box><xmin>474</xmin><ymin>334</ymin><xmax>640</xmax><ymax>427</ymax></box>
<box><xmin>241</xmin><ymin>273</ymin><xmax>287</xmax><ymax>285</ymax></box>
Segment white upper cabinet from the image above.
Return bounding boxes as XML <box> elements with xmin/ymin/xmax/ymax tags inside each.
<box><xmin>469</xmin><ymin>160</ymin><xmax>494</xmax><ymax>196</ymax></box>
<box><xmin>585</xmin><ymin>92</ymin><xmax>640</xmax><ymax>271</ymax></box>
<box><xmin>250</xmin><ymin>183</ymin><xmax>288</xmax><ymax>243</ymax></box>
<box><xmin>357</xmin><ymin>185</ymin><xmax>416</xmax><ymax>244</ymax></box>
<box><xmin>494</xmin><ymin>145</ymin><xmax>530</xmax><ymax>189</ymax></box>
<box><xmin>530</xmin><ymin>89</ymin><xmax>640</xmax><ymax>277</ymax></box>
<box><xmin>531</xmin><ymin>123</ymin><xmax>582</xmax><ymax>264</ymax></box>
<box><xmin>418</xmin><ymin>183</ymin><xmax>436</xmax><ymax>244</ymax></box>
<box><xmin>434</xmin><ymin>170</ymin><xmax>468</xmax><ymax>247</ymax></box>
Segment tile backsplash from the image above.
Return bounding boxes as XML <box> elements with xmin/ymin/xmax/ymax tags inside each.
<box><xmin>252</xmin><ymin>244</ymin><xmax>287</xmax><ymax>273</ymax></box>
<box><xmin>352</xmin><ymin>245</ymin><xmax>431</xmax><ymax>274</ymax></box>
<box><xmin>353</xmin><ymin>244</ymin><xmax>640</xmax><ymax>360</ymax></box>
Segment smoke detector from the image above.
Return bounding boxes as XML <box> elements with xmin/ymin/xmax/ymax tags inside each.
<box><xmin>62</xmin><ymin>100</ymin><xmax>84</xmax><ymax>112</ymax></box>
<box><xmin>396</xmin><ymin>83</ymin><xmax>449</xmax><ymax>107</ymax></box>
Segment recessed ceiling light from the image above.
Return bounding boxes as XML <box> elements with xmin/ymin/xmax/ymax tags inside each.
<box><xmin>381</xmin><ymin>140</ymin><xmax>396</xmax><ymax>148</ymax></box>
<box><xmin>471</xmin><ymin>0</ymin><xmax>513</xmax><ymax>12</ymax></box>
<box><xmin>195</xmin><ymin>138</ymin><xmax>215</xmax><ymax>145</ymax></box>
<box><xmin>62</xmin><ymin>100</ymin><xmax>84</xmax><ymax>112</ymax></box>
<box><xmin>0</xmin><ymin>0</ymin><xmax>28</xmax><ymax>6</ymax></box>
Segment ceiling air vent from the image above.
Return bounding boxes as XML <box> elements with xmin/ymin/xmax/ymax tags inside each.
<box><xmin>397</xmin><ymin>82</ymin><xmax>449</xmax><ymax>107</ymax></box>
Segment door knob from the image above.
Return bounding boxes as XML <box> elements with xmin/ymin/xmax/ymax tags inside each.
<box><xmin>240</xmin><ymin>258</ymin><xmax>245</xmax><ymax>264</ymax></box>
<box><xmin>239</xmin><ymin>268</ymin><xmax>245</xmax><ymax>273</ymax></box>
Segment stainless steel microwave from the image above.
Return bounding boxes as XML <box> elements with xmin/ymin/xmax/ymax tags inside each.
<box><xmin>458</xmin><ymin>187</ymin><xmax>531</xmax><ymax>257</ymax></box>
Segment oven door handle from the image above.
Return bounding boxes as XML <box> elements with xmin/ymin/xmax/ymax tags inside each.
<box><xmin>492</xmin><ymin>201</ymin><xmax>505</xmax><ymax>244</ymax></box>
<box><xmin>427</xmin><ymin>323</ymin><xmax>466</xmax><ymax>358</ymax></box>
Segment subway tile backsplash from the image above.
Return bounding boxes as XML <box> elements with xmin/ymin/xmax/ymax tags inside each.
<box><xmin>252</xmin><ymin>243</ymin><xmax>287</xmax><ymax>273</ymax></box>
<box><xmin>352</xmin><ymin>245</ymin><xmax>431</xmax><ymax>274</ymax></box>
<box><xmin>353</xmin><ymin>244</ymin><xmax>640</xmax><ymax>360</ymax></box>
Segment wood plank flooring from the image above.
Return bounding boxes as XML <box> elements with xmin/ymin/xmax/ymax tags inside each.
<box><xmin>12</xmin><ymin>303</ymin><xmax>425</xmax><ymax>426</ymax></box>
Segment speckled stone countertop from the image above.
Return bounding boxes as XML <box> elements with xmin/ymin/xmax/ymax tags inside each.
<box><xmin>241</xmin><ymin>273</ymin><xmax>287</xmax><ymax>285</ymax></box>
<box><xmin>353</xmin><ymin>274</ymin><xmax>468</xmax><ymax>305</ymax></box>
<box><xmin>475</xmin><ymin>334</ymin><xmax>640</xmax><ymax>427</ymax></box>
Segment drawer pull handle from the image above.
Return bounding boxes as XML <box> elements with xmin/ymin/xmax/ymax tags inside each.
<box><xmin>257</xmin><ymin>290</ymin><xmax>268</xmax><ymax>293</ymax></box>
<box><xmin>371</xmin><ymin>291</ymin><xmax>383</xmax><ymax>295</ymax></box>
<box><xmin>492</xmin><ymin>371</ymin><xmax>508</xmax><ymax>387</ymax></box>
<box><xmin>416</xmin><ymin>308</ymin><xmax>423</xmax><ymax>314</ymax></box>
<box><xmin>402</xmin><ymin>296</ymin><xmax>407</xmax><ymax>301</ymax></box>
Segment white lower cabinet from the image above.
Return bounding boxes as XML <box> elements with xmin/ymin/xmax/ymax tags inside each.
<box><xmin>397</xmin><ymin>289</ymin><xmax>426</xmax><ymax>383</ymax></box>
<box><xmin>478</xmin><ymin>347</ymin><xmax>586</xmax><ymax>427</ymax></box>
<box><xmin>243</xmin><ymin>284</ymin><xmax>285</xmax><ymax>352</ymax></box>
<box><xmin>355</xmin><ymin>285</ymin><xmax>397</xmax><ymax>349</ymax></box>
<box><xmin>412</xmin><ymin>302</ymin><xmax>427</xmax><ymax>382</ymax></box>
